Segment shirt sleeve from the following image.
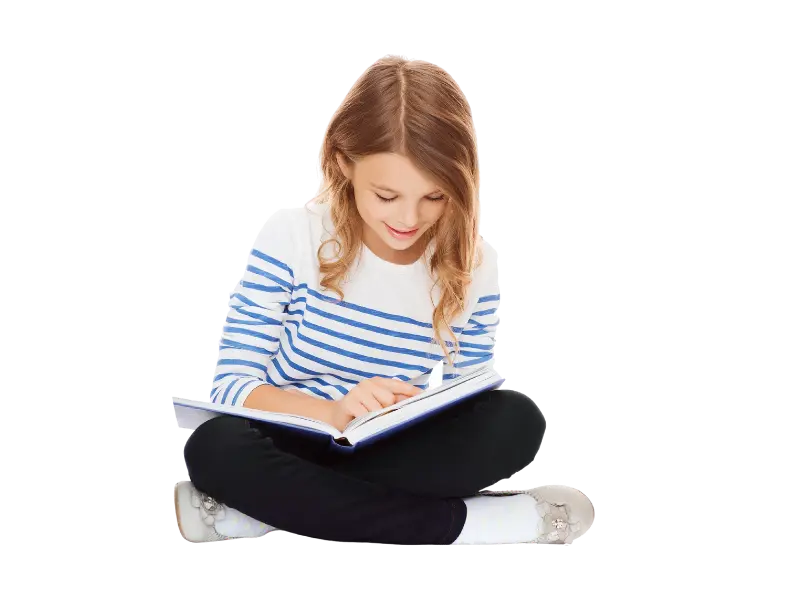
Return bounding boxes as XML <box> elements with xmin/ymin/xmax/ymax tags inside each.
<box><xmin>209</xmin><ymin>208</ymin><xmax>296</xmax><ymax>406</ymax></box>
<box><xmin>442</xmin><ymin>240</ymin><xmax>501</xmax><ymax>381</ymax></box>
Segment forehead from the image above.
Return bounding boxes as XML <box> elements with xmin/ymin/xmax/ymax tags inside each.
<box><xmin>357</xmin><ymin>153</ymin><xmax>439</xmax><ymax>191</ymax></box>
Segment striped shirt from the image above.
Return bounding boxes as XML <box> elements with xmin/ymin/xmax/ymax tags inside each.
<box><xmin>210</xmin><ymin>201</ymin><xmax>501</xmax><ymax>406</ymax></box>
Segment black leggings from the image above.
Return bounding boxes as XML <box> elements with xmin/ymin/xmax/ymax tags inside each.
<box><xmin>183</xmin><ymin>387</ymin><xmax>546</xmax><ymax>545</ymax></box>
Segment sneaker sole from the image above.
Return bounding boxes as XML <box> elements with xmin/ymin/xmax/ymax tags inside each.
<box><xmin>174</xmin><ymin>482</ymin><xmax>190</xmax><ymax>542</ymax></box>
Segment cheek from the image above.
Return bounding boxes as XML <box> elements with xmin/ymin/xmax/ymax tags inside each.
<box><xmin>355</xmin><ymin>194</ymin><xmax>383</xmax><ymax>222</ymax></box>
<box><xmin>422</xmin><ymin>203</ymin><xmax>448</xmax><ymax>222</ymax></box>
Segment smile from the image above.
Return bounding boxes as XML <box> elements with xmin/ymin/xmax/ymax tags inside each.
<box><xmin>386</xmin><ymin>224</ymin><xmax>419</xmax><ymax>239</ymax></box>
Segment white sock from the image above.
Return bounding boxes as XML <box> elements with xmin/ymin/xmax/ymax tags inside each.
<box><xmin>452</xmin><ymin>493</ymin><xmax>543</xmax><ymax>544</ymax></box>
<box><xmin>214</xmin><ymin>505</ymin><xmax>278</xmax><ymax>538</ymax></box>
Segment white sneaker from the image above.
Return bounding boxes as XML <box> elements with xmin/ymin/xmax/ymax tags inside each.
<box><xmin>479</xmin><ymin>484</ymin><xmax>595</xmax><ymax>544</ymax></box>
<box><xmin>174</xmin><ymin>481</ymin><xmax>276</xmax><ymax>543</ymax></box>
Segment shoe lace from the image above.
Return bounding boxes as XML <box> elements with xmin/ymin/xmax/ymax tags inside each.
<box><xmin>200</xmin><ymin>492</ymin><xmax>222</xmax><ymax>515</ymax></box>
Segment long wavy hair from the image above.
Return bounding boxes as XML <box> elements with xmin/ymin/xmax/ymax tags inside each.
<box><xmin>304</xmin><ymin>55</ymin><xmax>484</xmax><ymax>367</ymax></box>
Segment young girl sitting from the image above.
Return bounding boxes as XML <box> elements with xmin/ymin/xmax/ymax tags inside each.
<box><xmin>174</xmin><ymin>55</ymin><xmax>594</xmax><ymax>546</ymax></box>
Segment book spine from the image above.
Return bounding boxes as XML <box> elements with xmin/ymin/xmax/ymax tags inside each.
<box><xmin>328</xmin><ymin>436</ymin><xmax>356</xmax><ymax>454</ymax></box>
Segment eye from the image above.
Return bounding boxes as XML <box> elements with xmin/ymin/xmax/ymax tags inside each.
<box><xmin>376</xmin><ymin>193</ymin><xmax>446</xmax><ymax>202</ymax></box>
<box><xmin>376</xmin><ymin>193</ymin><xmax>396</xmax><ymax>202</ymax></box>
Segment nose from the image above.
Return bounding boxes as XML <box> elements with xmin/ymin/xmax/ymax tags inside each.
<box><xmin>398</xmin><ymin>201</ymin><xmax>421</xmax><ymax>229</ymax></box>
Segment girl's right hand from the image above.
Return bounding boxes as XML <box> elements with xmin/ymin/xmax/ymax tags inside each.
<box><xmin>329</xmin><ymin>377</ymin><xmax>422</xmax><ymax>433</ymax></box>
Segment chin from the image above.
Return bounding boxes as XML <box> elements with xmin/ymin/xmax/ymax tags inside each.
<box><xmin>384</xmin><ymin>233</ymin><xmax>419</xmax><ymax>248</ymax></box>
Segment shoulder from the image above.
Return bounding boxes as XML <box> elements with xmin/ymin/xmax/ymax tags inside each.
<box><xmin>254</xmin><ymin>202</ymin><xmax>331</xmax><ymax>262</ymax></box>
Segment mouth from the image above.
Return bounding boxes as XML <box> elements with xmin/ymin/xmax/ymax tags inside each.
<box><xmin>385</xmin><ymin>223</ymin><xmax>419</xmax><ymax>239</ymax></box>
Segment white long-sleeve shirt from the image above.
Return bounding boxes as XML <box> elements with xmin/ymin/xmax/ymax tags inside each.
<box><xmin>210</xmin><ymin>200</ymin><xmax>500</xmax><ymax>406</ymax></box>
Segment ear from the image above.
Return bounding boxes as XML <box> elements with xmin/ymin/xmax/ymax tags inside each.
<box><xmin>335</xmin><ymin>152</ymin><xmax>352</xmax><ymax>181</ymax></box>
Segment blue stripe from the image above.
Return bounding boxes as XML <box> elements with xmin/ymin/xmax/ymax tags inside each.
<box><xmin>231</xmin><ymin>381</ymin><xmax>253</xmax><ymax>406</ymax></box>
<box><xmin>302</xmin><ymin>284</ymin><xmax>452</xmax><ymax>330</ymax></box>
<box><xmin>468</xmin><ymin>317</ymin><xmax>499</xmax><ymax>327</ymax></box>
<box><xmin>272</xmin><ymin>360</ymin><xmax>348</xmax><ymax>400</ymax></box>
<box><xmin>220</xmin><ymin>379</ymin><xmax>239</xmax><ymax>404</ymax></box>
<box><xmin>462</xmin><ymin>328</ymin><xmax>495</xmax><ymax>337</ymax></box>
<box><xmin>272</xmin><ymin>343</ymin><xmax>358</xmax><ymax>389</ymax></box>
<box><xmin>223</xmin><ymin>326</ymin><xmax>278</xmax><ymax>342</ymax></box>
<box><xmin>456</xmin><ymin>349</ymin><xmax>493</xmax><ymax>359</ymax></box>
<box><xmin>286</xmin><ymin>318</ymin><xmax>431</xmax><ymax>372</ymax></box>
<box><xmin>219</xmin><ymin>338</ymin><xmax>274</xmax><ymax>356</ymax></box>
<box><xmin>454</xmin><ymin>354</ymin><xmax>493</xmax><ymax>368</ymax></box>
<box><xmin>232</xmin><ymin>305</ymin><xmax>283</xmax><ymax>325</ymax></box>
<box><xmin>247</xmin><ymin>265</ymin><xmax>292</xmax><ymax>292</ymax></box>
<box><xmin>251</xmin><ymin>248</ymin><xmax>294</xmax><ymax>280</ymax></box>
<box><xmin>213</xmin><ymin>371</ymin><xmax>253</xmax><ymax>382</ymax></box>
<box><xmin>288</xmin><ymin>291</ymin><xmax>463</xmax><ymax>339</ymax></box>
<box><xmin>458</xmin><ymin>339</ymin><xmax>494</xmax><ymax>350</ymax></box>
<box><xmin>242</xmin><ymin>281</ymin><xmax>286</xmax><ymax>293</ymax></box>
<box><xmin>217</xmin><ymin>358</ymin><xmax>267</xmax><ymax>377</ymax></box>
<box><xmin>292</xmin><ymin>301</ymin><xmax>460</xmax><ymax>344</ymax></box>
<box><xmin>306</xmin><ymin>284</ymin><xmax>486</xmax><ymax>335</ymax></box>
<box><xmin>226</xmin><ymin>317</ymin><xmax>272</xmax><ymax>326</ymax></box>
<box><xmin>283</xmin><ymin>327</ymin><xmax>413</xmax><ymax>381</ymax></box>
<box><xmin>228</xmin><ymin>294</ymin><xmax>263</xmax><ymax>308</ymax></box>
<box><xmin>290</xmin><ymin>308</ymin><xmax>444</xmax><ymax>360</ymax></box>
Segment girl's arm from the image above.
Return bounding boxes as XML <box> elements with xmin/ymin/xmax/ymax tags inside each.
<box><xmin>209</xmin><ymin>208</ymin><xmax>297</xmax><ymax>407</ymax></box>
<box><xmin>243</xmin><ymin>384</ymin><xmax>334</xmax><ymax>425</ymax></box>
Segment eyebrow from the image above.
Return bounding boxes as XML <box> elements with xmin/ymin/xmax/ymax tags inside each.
<box><xmin>369</xmin><ymin>182</ymin><xmax>442</xmax><ymax>197</ymax></box>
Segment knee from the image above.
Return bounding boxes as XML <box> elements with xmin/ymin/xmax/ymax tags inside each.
<box><xmin>184</xmin><ymin>415</ymin><xmax>251</xmax><ymax>480</ymax></box>
<box><xmin>496</xmin><ymin>390</ymin><xmax>547</xmax><ymax>467</ymax></box>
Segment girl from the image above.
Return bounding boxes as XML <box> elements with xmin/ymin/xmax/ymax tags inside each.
<box><xmin>174</xmin><ymin>55</ymin><xmax>594</xmax><ymax>546</ymax></box>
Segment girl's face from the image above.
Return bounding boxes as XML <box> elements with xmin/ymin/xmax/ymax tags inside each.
<box><xmin>336</xmin><ymin>152</ymin><xmax>450</xmax><ymax>265</ymax></box>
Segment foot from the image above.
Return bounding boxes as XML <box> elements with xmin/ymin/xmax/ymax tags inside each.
<box><xmin>174</xmin><ymin>481</ymin><xmax>276</xmax><ymax>543</ymax></box>
<box><xmin>479</xmin><ymin>484</ymin><xmax>594</xmax><ymax>544</ymax></box>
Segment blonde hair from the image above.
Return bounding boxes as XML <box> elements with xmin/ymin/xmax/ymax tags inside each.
<box><xmin>304</xmin><ymin>55</ymin><xmax>485</xmax><ymax>367</ymax></box>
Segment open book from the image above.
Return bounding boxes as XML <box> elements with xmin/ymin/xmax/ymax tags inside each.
<box><xmin>173</xmin><ymin>366</ymin><xmax>505</xmax><ymax>454</ymax></box>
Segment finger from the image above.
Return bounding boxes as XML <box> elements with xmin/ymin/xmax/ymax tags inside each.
<box><xmin>377</xmin><ymin>378</ymin><xmax>422</xmax><ymax>397</ymax></box>
<box><xmin>358</xmin><ymin>388</ymin><xmax>389</xmax><ymax>412</ymax></box>
<box><xmin>347</xmin><ymin>400</ymin><xmax>369</xmax><ymax>418</ymax></box>
<box><xmin>365</xmin><ymin>381</ymin><xmax>398</xmax><ymax>409</ymax></box>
